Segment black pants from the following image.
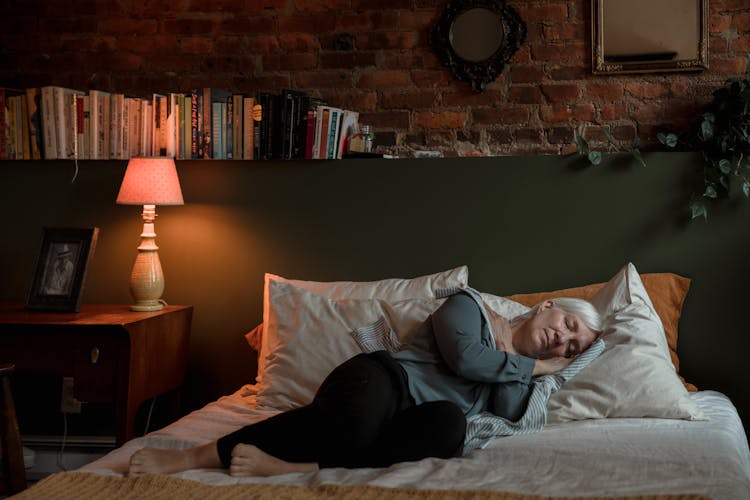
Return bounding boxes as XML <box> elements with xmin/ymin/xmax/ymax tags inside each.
<box><xmin>216</xmin><ymin>351</ymin><xmax>467</xmax><ymax>469</ymax></box>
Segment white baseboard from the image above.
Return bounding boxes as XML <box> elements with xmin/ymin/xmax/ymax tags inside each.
<box><xmin>21</xmin><ymin>435</ymin><xmax>116</xmax><ymax>481</ymax></box>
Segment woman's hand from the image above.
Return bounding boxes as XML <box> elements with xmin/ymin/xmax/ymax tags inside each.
<box><xmin>487</xmin><ymin>308</ymin><xmax>517</xmax><ymax>354</ymax></box>
<box><xmin>532</xmin><ymin>356</ymin><xmax>575</xmax><ymax>376</ymax></box>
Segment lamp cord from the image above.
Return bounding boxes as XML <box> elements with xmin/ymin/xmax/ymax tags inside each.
<box><xmin>71</xmin><ymin>157</ymin><xmax>79</xmax><ymax>183</ymax></box>
<box><xmin>144</xmin><ymin>396</ymin><xmax>157</xmax><ymax>436</ymax></box>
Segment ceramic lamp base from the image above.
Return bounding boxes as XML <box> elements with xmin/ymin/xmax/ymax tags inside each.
<box><xmin>130</xmin><ymin>301</ymin><xmax>164</xmax><ymax>312</ymax></box>
<box><xmin>128</xmin><ymin>209</ymin><xmax>166</xmax><ymax>313</ymax></box>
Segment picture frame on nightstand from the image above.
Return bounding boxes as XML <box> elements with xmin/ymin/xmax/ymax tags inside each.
<box><xmin>26</xmin><ymin>227</ymin><xmax>99</xmax><ymax>312</ymax></box>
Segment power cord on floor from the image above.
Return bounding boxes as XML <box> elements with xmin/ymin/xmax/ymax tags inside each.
<box><xmin>56</xmin><ymin>412</ymin><xmax>68</xmax><ymax>472</ymax></box>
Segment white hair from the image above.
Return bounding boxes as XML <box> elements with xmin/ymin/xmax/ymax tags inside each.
<box><xmin>512</xmin><ymin>298</ymin><xmax>604</xmax><ymax>333</ymax></box>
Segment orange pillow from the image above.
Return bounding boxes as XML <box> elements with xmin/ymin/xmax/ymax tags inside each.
<box><xmin>506</xmin><ymin>273</ymin><xmax>696</xmax><ymax>391</ymax></box>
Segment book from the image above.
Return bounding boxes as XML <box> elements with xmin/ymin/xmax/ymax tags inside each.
<box><xmin>88</xmin><ymin>90</ymin><xmax>110</xmax><ymax>160</ymax></box>
<box><xmin>314</xmin><ymin>106</ymin><xmax>329</xmax><ymax>159</ymax></box>
<box><xmin>225</xmin><ymin>97</ymin><xmax>233</xmax><ymax>160</ymax></box>
<box><xmin>25</xmin><ymin>88</ymin><xmax>42</xmax><ymax>159</ymax></box>
<box><xmin>130</xmin><ymin>98</ymin><xmax>142</xmax><ymax>158</ymax></box>
<box><xmin>110</xmin><ymin>93</ymin><xmax>125</xmax><ymax>159</ymax></box>
<box><xmin>181</xmin><ymin>94</ymin><xmax>190</xmax><ymax>159</ymax></box>
<box><xmin>187</xmin><ymin>90</ymin><xmax>201</xmax><ymax>158</ymax></box>
<box><xmin>326</xmin><ymin>108</ymin><xmax>342</xmax><ymax>159</ymax></box>
<box><xmin>152</xmin><ymin>93</ymin><xmax>167</xmax><ymax>156</ymax></box>
<box><xmin>76</xmin><ymin>95</ymin><xmax>85</xmax><ymax>159</ymax></box>
<box><xmin>242</xmin><ymin>96</ymin><xmax>255</xmax><ymax>160</ymax></box>
<box><xmin>336</xmin><ymin>109</ymin><xmax>359</xmax><ymax>159</ymax></box>
<box><xmin>232</xmin><ymin>94</ymin><xmax>243</xmax><ymax>159</ymax></box>
<box><xmin>0</xmin><ymin>89</ymin><xmax>8</xmax><ymax>159</ymax></box>
<box><xmin>269</xmin><ymin>93</ymin><xmax>283</xmax><ymax>159</ymax></box>
<box><xmin>254</xmin><ymin>92</ymin><xmax>271</xmax><ymax>160</ymax></box>
<box><xmin>167</xmin><ymin>93</ymin><xmax>180</xmax><ymax>158</ymax></box>
<box><xmin>140</xmin><ymin>98</ymin><xmax>152</xmax><ymax>157</ymax></box>
<box><xmin>281</xmin><ymin>89</ymin><xmax>306</xmax><ymax>159</ymax></box>
<box><xmin>121</xmin><ymin>96</ymin><xmax>130</xmax><ymax>160</ymax></box>
<box><xmin>303</xmin><ymin>98</ymin><xmax>326</xmax><ymax>160</ymax></box>
<box><xmin>6</xmin><ymin>94</ymin><xmax>18</xmax><ymax>159</ymax></box>
<box><xmin>315</xmin><ymin>105</ymin><xmax>344</xmax><ymax>159</ymax></box>
<box><xmin>178</xmin><ymin>94</ymin><xmax>187</xmax><ymax>159</ymax></box>
<box><xmin>201</xmin><ymin>88</ymin><xmax>231</xmax><ymax>158</ymax></box>
<box><xmin>40</xmin><ymin>86</ymin><xmax>57</xmax><ymax>159</ymax></box>
<box><xmin>211</xmin><ymin>101</ymin><xmax>225</xmax><ymax>159</ymax></box>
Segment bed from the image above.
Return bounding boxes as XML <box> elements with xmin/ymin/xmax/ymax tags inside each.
<box><xmin>13</xmin><ymin>263</ymin><xmax>750</xmax><ymax>500</ymax></box>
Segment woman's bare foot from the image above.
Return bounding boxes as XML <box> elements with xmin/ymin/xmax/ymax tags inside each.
<box><xmin>229</xmin><ymin>444</ymin><xmax>318</xmax><ymax>477</ymax></box>
<box><xmin>128</xmin><ymin>442</ymin><xmax>222</xmax><ymax>476</ymax></box>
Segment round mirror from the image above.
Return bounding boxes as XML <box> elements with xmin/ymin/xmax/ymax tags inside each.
<box><xmin>432</xmin><ymin>0</ymin><xmax>526</xmax><ymax>92</ymax></box>
<box><xmin>449</xmin><ymin>8</ymin><xmax>504</xmax><ymax>62</ymax></box>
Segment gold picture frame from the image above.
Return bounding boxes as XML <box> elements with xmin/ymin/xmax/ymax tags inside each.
<box><xmin>592</xmin><ymin>0</ymin><xmax>708</xmax><ymax>75</ymax></box>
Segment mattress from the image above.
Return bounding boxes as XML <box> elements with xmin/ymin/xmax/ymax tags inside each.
<box><xmin>78</xmin><ymin>387</ymin><xmax>750</xmax><ymax>500</ymax></box>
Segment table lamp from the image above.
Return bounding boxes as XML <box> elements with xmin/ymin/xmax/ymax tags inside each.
<box><xmin>116</xmin><ymin>157</ymin><xmax>184</xmax><ymax>311</ymax></box>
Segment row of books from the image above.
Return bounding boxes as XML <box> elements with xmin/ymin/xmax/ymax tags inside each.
<box><xmin>0</xmin><ymin>86</ymin><xmax>361</xmax><ymax>161</ymax></box>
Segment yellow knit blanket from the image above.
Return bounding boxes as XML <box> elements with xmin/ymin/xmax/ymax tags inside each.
<box><xmin>10</xmin><ymin>472</ymin><xmax>711</xmax><ymax>500</ymax></box>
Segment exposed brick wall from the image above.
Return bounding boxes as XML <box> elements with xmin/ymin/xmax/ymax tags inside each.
<box><xmin>1</xmin><ymin>0</ymin><xmax>748</xmax><ymax>157</ymax></box>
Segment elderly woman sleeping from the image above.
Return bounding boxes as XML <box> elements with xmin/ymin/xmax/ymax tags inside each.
<box><xmin>128</xmin><ymin>287</ymin><xmax>605</xmax><ymax>477</ymax></box>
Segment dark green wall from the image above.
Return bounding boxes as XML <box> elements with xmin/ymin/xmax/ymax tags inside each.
<box><xmin>1</xmin><ymin>154</ymin><xmax>749</xmax><ymax>435</ymax></box>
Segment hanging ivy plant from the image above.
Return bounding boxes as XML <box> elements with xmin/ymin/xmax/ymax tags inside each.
<box><xmin>574</xmin><ymin>125</ymin><xmax>646</xmax><ymax>167</ymax></box>
<box><xmin>659</xmin><ymin>56</ymin><xmax>750</xmax><ymax>220</ymax></box>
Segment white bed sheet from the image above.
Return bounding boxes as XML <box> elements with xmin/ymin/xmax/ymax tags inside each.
<box><xmin>80</xmin><ymin>388</ymin><xmax>750</xmax><ymax>499</ymax></box>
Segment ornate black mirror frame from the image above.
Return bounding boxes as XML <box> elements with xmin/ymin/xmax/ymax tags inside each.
<box><xmin>432</xmin><ymin>0</ymin><xmax>526</xmax><ymax>92</ymax></box>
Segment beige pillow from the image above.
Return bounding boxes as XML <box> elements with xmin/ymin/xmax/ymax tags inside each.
<box><xmin>253</xmin><ymin>266</ymin><xmax>469</xmax><ymax>380</ymax></box>
<box><xmin>257</xmin><ymin>280</ymin><xmax>444</xmax><ymax>410</ymax></box>
<box><xmin>544</xmin><ymin>263</ymin><xmax>704</xmax><ymax>422</ymax></box>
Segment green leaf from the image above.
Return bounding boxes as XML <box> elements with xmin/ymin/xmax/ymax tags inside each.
<box><xmin>658</xmin><ymin>133</ymin><xmax>678</xmax><ymax>148</ymax></box>
<box><xmin>588</xmin><ymin>151</ymin><xmax>602</xmax><ymax>165</ymax></box>
<box><xmin>631</xmin><ymin>148</ymin><xmax>646</xmax><ymax>167</ymax></box>
<box><xmin>603</xmin><ymin>129</ymin><xmax>615</xmax><ymax>144</ymax></box>
<box><xmin>690</xmin><ymin>202</ymin><xmax>708</xmax><ymax>221</ymax></box>
<box><xmin>719</xmin><ymin>159</ymin><xmax>732</xmax><ymax>174</ymax></box>
<box><xmin>704</xmin><ymin>185</ymin><xmax>718</xmax><ymax>198</ymax></box>
<box><xmin>742</xmin><ymin>180</ymin><xmax>750</xmax><ymax>197</ymax></box>
<box><xmin>575</xmin><ymin>134</ymin><xmax>589</xmax><ymax>155</ymax></box>
<box><xmin>701</xmin><ymin>119</ymin><xmax>714</xmax><ymax>141</ymax></box>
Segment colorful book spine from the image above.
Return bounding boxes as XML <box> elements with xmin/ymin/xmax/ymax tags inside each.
<box><xmin>243</xmin><ymin>96</ymin><xmax>255</xmax><ymax>160</ymax></box>
<box><xmin>25</xmin><ymin>88</ymin><xmax>42</xmax><ymax>159</ymax></box>
<box><xmin>40</xmin><ymin>86</ymin><xmax>57</xmax><ymax>159</ymax></box>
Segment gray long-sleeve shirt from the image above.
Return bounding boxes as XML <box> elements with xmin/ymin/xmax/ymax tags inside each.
<box><xmin>391</xmin><ymin>291</ymin><xmax>535</xmax><ymax>418</ymax></box>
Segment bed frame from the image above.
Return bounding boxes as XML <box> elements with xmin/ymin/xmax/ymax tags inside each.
<box><xmin>1</xmin><ymin>154</ymin><xmax>748</xmax><ymax>439</ymax></box>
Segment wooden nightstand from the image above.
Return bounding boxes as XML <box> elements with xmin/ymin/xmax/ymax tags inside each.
<box><xmin>0</xmin><ymin>303</ymin><xmax>192</xmax><ymax>446</ymax></box>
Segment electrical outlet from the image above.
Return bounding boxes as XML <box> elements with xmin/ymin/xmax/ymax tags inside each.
<box><xmin>61</xmin><ymin>377</ymin><xmax>82</xmax><ymax>413</ymax></box>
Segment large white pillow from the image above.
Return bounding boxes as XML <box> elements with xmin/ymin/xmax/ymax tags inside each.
<box><xmin>257</xmin><ymin>280</ymin><xmax>444</xmax><ymax>410</ymax></box>
<box><xmin>545</xmin><ymin>263</ymin><xmax>705</xmax><ymax>422</ymax></box>
<box><xmin>255</xmin><ymin>266</ymin><xmax>468</xmax><ymax>380</ymax></box>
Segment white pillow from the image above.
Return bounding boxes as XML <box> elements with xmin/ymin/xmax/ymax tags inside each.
<box><xmin>256</xmin><ymin>266</ymin><xmax>469</xmax><ymax>380</ymax></box>
<box><xmin>545</xmin><ymin>263</ymin><xmax>705</xmax><ymax>422</ymax></box>
<box><xmin>481</xmin><ymin>292</ymin><xmax>530</xmax><ymax>319</ymax></box>
<box><xmin>257</xmin><ymin>280</ymin><xmax>444</xmax><ymax>410</ymax></box>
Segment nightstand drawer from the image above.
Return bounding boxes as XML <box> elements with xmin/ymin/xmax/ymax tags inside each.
<box><xmin>73</xmin><ymin>335</ymin><xmax>123</xmax><ymax>402</ymax></box>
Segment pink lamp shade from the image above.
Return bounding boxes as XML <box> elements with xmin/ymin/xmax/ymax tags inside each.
<box><xmin>116</xmin><ymin>157</ymin><xmax>184</xmax><ymax>206</ymax></box>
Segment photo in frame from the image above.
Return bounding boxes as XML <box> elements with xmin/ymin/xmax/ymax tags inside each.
<box><xmin>26</xmin><ymin>227</ymin><xmax>99</xmax><ymax>312</ymax></box>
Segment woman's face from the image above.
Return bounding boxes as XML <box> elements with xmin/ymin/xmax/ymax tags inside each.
<box><xmin>513</xmin><ymin>301</ymin><xmax>598</xmax><ymax>359</ymax></box>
